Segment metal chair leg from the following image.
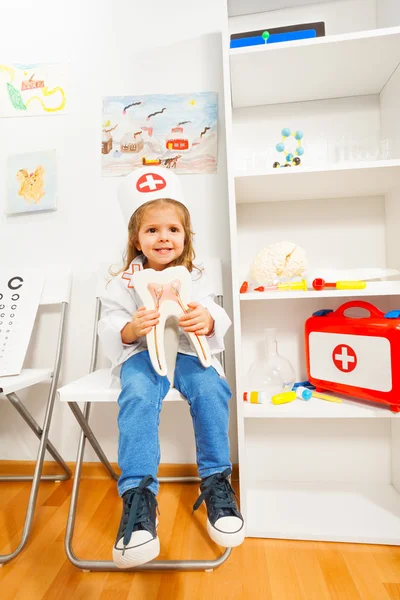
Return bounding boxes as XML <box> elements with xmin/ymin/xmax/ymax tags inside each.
<box><xmin>0</xmin><ymin>302</ymin><xmax>70</xmax><ymax>565</ymax></box>
<box><xmin>0</xmin><ymin>392</ymin><xmax>71</xmax><ymax>482</ymax></box>
<box><xmin>0</xmin><ymin>385</ymin><xmax>67</xmax><ymax>564</ymax></box>
<box><xmin>67</xmin><ymin>402</ymin><xmax>118</xmax><ymax>480</ymax></box>
<box><xmin>65</xmin><ymin>401</ymin><xmax>232</xmax><ymax>572</ymax></box>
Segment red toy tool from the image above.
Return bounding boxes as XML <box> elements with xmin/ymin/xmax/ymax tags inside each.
<box><xmin>312</xmin><ymin>278</ymin><xmax>366</xmax><ymax>291</ymax></box>
<box><xmin>305</xmin><ymin>300</ymin><xmax>400</xmax><ymax>412</ymax></box>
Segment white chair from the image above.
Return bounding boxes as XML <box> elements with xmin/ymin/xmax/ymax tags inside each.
<box><xmin>0</xmin><ymin>270</ymin><xmax>72</xmax><ymax>565</ymax></box>
<box><xmin>57</xmin><ymin>259</ymin><xmax>232</xmax><ymax>572</ymax></box>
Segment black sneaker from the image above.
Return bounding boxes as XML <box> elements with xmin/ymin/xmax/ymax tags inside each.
<box><xmin>113</xmin><ymin>475</ymin><xmax>160</xmax><ymax>568</ymax></box>
<box><xmin>193</xmin><ymin>468</ymin><xmax>245</xmax><ymax>547</ymax></box>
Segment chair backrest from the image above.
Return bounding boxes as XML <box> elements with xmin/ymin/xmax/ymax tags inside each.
<box><xmin>201</xmin><ymin>257</ymin><xmax>223</xmax><ymax>298</ymax></box>
<box><xmin>91</xmin><ymin>259</ymin><xmax>224</xmax><ymax>380</ymax></box>
<box><xmin>40</xmin><ymin>269</ymin><xmax>72</xmax><ymax>306</ymax></box>
<box><xmin>0</xmin><ymin>268</ymin><xmax>72</xmax><ymax>379</ymax></box>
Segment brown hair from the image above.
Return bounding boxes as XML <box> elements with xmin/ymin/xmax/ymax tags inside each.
<box><xmin>111</xmin><ymin>198</ymin><xmax>199</xmax><ymax>276</ymax></box>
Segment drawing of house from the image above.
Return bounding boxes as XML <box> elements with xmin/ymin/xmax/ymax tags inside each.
<box><xmin>21</xmin><ymin>74</ymin><xmax>45</xmax><ymax>91</ymax></box>
<box><xmin>166</xmin><ymin>125</ymin><xmax>190</xmax><ymax>151</ymax></box>
<box><xmin>102</xmin><ymin>130</ymin><xmax>113</xmax><ymax>154</ymax></box>
<box><xmin>120</xmin><ymin>131</ymin><xmax>144</xmax><ymax>153</ymax></box>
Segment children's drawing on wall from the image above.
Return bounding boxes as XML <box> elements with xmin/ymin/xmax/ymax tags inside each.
<box><xmin>6</xmin><ymin>150</ymin><xmax>57</xmax><ymax>215</ymax></box>
<box><xmin>101</xmin><ymin>92</ymin><xmax>218</xmax><ymax>176</ymax></box>
<box><xmin>0</xmin><ymin>63</ymin><xmax>67</xmax><ymax>117</ymax></box>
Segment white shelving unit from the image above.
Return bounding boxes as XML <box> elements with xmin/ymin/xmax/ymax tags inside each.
<box><xmin>245</xmin><ymin>481</ymin><xmax>400</xmax><ymax>544</ymax></box>
<box><xmin>223</xmin><ymin>0</ymin><xmax>400</xmax><ymax>544</ymax></box>
<box><xmin>243</xmin><ymin>395</ymin><xmax>397</xmax><ymax>419</ymax></box>
<box><xmin>230</xmin><ymin>26</ymin><xmax>400</xmax><ymax>107</ymax></box>
<box><xmin>235</xmin><ymin>160</ymin><xmax>400</xmax><ymax>203</ymax></box>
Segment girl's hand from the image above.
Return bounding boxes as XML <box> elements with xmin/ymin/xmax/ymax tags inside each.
<box><xmin>179</xmin><ymin>302</ymin><xmax>214</xmax><ymax>336</ymax></box>
<box><xmin>121</xmin><ymin>306</ymin><xmax>160</xmax><ymax>343</ymax></box>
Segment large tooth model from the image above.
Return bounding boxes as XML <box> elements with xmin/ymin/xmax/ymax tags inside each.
<box><xmin>131</xmin><ymin>266</ymin><xmax>212</xmax><ymax>377</ymax></box>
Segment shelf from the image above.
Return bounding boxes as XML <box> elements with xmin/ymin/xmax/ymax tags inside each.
<box><xmin>246</xmin><ymin>481</ymin><xmax>400</xmax><ymax>544</ymax></box>
<box><xmin>235</xmin><ymin>160</ymin><xmax>400</xmax><ymax>204</ymax></box>
<box><xmin>230</xmin><ymin>26</ymin><xmax>400</xmax><ymax>107</ymax></box>
<box><xmin>243</xmin><ymin>395</ymin><xmax>398</xmax><ymax>418</ymax></box>
<box><xmin>240</xmin><ymin>281</ymin><xmax>400</xmax><ymax>301</ymax></box>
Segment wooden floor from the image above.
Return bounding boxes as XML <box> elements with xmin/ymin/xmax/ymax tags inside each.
<box><xmin>1</xmin><ymin>476</ymin><xmax>400</xmax><ymax>600</ymax></box>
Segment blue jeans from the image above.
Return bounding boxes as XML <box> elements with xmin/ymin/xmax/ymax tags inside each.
<box><xmin>117</xmin><ymin>351</ymin><xmax>232</xmax><ymax>496</ymax></box>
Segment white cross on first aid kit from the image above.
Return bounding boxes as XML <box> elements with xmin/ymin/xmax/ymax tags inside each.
<box><xmin>308</xmin><ymin>332</ymin><xmax>392</xmax><ymax>392</ymax></box>
<box><xmin>305</xmin><ymin>301</ymin><xmax>400</xmax><ymax>413</ymax></box>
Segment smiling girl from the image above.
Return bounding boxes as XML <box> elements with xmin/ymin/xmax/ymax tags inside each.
<box><xmin>98</xmin><ymin>167</ymin><xmax>244</xmax><ymax>569</ymax></box>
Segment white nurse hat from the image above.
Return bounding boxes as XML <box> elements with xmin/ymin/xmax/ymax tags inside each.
<box><xmin>118</xmin><ymin>166</ymin><xmax>187</xmax><ymax>224</ymax></box>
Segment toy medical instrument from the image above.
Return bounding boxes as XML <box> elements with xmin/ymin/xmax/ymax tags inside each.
<box><xmin>243</xmin><ymin>391</ymin><xmax>268</xmax><ymax>404</ymax></box>
<box><xmin>253</xmin><ymin>280</ymin><xmax>307</xmax><ymax>292</ymax></box>
<box><xmin>312</xmin><ymin>391</ymin><xmax>342</xmax><ymax>404</ymax></box>
<box><xmin>295</xmin><ymin>386</ymin><xmax>313</xmax><ymax>400</ymax></box>
<box><xmin>305</xmin><ymin>300</ymin><xmax>400</xmax><ymax>412</ymax></box>
<box><xmin>272</xmin><ymin>391</ymin><xmax>297</xmax><ymax>404</ymax></box>
<box><xmin>312</xmin><ymin>278</ymin><xmax>366</xmax><ymax>291</ymax></box>
<box><xmin>293</xmin><ymin>380</ymin><xmax>314</xmax><ymax>389</ymax></box>
<box><xmin>247</xmin><ymin>328</ymin><xmax>295</xmax><ymax>400</ymax></box>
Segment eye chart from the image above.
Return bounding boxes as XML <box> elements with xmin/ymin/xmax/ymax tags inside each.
<box><xmin>0</xmin><ymin>272</ymin><xmax>45</xmax><ymax>377</ymax></box>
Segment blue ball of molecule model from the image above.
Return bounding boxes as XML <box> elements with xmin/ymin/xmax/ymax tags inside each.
<box><xmin>276</xmin><ymin>142</ymin><xmax>285</xmax><ymax>152</ymax></box>
<box><xmin>286</xmin><ymin>153</ymin><xmax>294</xmax><ymax>162</ymax></box>
<box><xmin>295</xmin><ymin>130</ymin><xmax>303</xmax><ymax>140</ymax></box>
<box><xmin>281</xmin><ymin>128</ymin><xmax>291</xmax><ymax>137</ymax></box>
<box><xmin>296</xmin><ymin>147</ymin><xmax>305</xmax><ymax>156</ymax></box>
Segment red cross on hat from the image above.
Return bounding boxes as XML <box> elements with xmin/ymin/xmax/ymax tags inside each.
<box><xmin>136</xmin><ymin>172</ymin><xmax>166</xmax><ymax>193</ymax></box>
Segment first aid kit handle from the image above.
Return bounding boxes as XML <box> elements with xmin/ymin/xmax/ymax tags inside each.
<box><xmin>333</xmin><ymin>300</ymin><xmax>385</xmax><ymax>319</ymax></box>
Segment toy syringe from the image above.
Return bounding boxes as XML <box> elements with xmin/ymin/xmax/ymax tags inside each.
<box><xmin>254</xmin><ymin>279</ymin><xmax>307</xmax><ymax>292</ymax></box>
<box><xmin>312</xmin><ymin>278</ymin><xmax>366</xmax><ymax>290</ymax></box>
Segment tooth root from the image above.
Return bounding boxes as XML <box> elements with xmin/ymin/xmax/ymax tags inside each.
<box><xmin>170</xmin><ymin>282</ymin><xmax>210</xmax><ymax>368</ymax></box>
<box><xmin>130</xmin><ymin>267</ymin><xmax>212</xmax><ymax>377</ymax></box>
<box><xmin>153</xmin><ymin>318</ymin><xmax>180</xmax><ymax>379</ymax></box>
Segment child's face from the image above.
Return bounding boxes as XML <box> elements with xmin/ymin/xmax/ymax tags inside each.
<box><xmin>136</xmin><ymin>204</ymin><xmax>185</xmax><ymax>271</ymax></box>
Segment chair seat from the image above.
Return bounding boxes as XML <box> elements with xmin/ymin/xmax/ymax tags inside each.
<box><xmin>57</xmin><ymin>368</ymin><xmax>186</xmax><ymax>403</ymax></box>
<box><xmin>0</xmin><ymin>368</ymin><xmax>53</xmax><ymax>396</ymax></box>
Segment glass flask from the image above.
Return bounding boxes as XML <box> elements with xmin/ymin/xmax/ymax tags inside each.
<box><xmin>247</xmin><ymin>328</ymin><xmax>295</xmax><ymax>400</ymax></box>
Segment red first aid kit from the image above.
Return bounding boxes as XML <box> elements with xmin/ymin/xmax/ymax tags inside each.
<box><xmin>305</xmin><ymin>300</ymin><xmax>400</xmax><ymax>412</ymax></box>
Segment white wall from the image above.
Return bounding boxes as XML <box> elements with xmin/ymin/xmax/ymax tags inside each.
<box><xmin>0</xmin><ymin>0</ymin><xmax>238</xmax><ymax>464</ymax></box>
<box><xmin>228</xmin><ymin>0</ymin><xmax>334</xmax><ymax>18</ymax></box>
<box><xmin>377</xmin><ymin>0</ymin><xmax>400</xmax><ymax>28</ymax></box>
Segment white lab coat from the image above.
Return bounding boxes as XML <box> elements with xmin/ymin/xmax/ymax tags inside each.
<box><xmin>98</xmin><ymin>255</ymin><xmax>231</xmax><ymax>379</ymax></box>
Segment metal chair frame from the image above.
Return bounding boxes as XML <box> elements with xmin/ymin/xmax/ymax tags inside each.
<box><xmin>0</xmin><ymin>295</ymin><xmax>71</xmax><ymax>566</ymax></box>
<box><xmin>62</xmin><ymin>293</ymin><xmax>232</xmax><ymax>572</ymax></box>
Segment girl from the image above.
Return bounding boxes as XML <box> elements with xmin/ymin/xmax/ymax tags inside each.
<box><xmin>98</xmin><ymin>167</ymin><xmax>244</xmax><ymax>569</ymax></box>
